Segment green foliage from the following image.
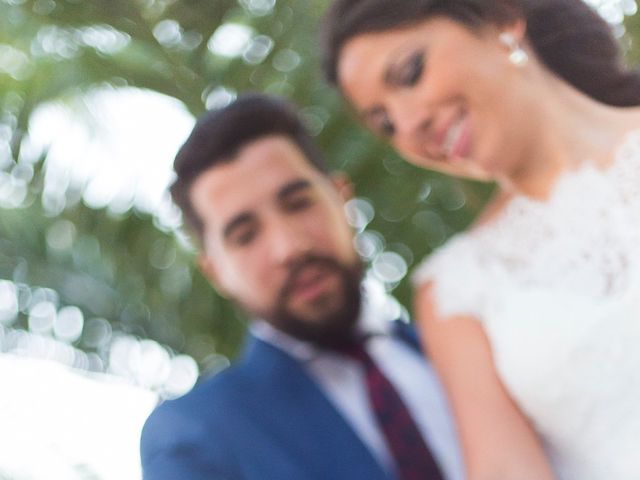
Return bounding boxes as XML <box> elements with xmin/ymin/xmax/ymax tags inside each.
<box><xmin>0</xmin><ymin>0</ymin><xmax>637</xmax><ymax>369</ymax></box>
<box><xmin>625</xmin><ymin>9</ymin><xmax>640</xmax><ymax>65</ymax></box>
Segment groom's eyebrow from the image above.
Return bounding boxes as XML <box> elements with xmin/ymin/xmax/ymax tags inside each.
<box><xmin>277</xmin><ymin>179</ymin><xmax>311</xmax><ymax>201</ymax></box>
<box><xmin>222</xmin><ymin>180</ymin><xmax>311</xmax><ymax>240</ymax></box>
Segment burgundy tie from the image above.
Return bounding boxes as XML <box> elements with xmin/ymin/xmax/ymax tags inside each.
<box><xmin>340</xmin><ymin>339</ymin><xmax>445</xmax><ymax>480</ymax></box>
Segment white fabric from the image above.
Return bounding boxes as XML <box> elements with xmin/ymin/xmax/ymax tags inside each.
<box><xmin>413</xmin><ymin>130</ymin><xmax>640</xmax><ymax>479</ymax></box>
<box><xmin>251</xmin><ymin>284</ymin><xmax>464</xmax><ymax>480</ymax></box>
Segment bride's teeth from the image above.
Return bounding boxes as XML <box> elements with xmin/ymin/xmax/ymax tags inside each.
<box><xmin>443</xmin><ymin>119</ymin><xmax>462</xmax><ymax>156</ymax></box>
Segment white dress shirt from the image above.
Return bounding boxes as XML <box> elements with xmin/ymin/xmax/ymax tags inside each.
<box><xmin>251</xmin><ymin>280</ymin><xmax>464</xmax><ymax>480</ymax></box>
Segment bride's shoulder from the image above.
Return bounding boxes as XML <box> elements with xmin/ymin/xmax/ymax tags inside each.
<box><xmin>613</xmin><ymin>127</ymin><xmax>640</xmax><ymax>165</ymax></box>
<box><xmin>413</xmin><ymin>191</ymin><xmax>508</xmax><ymax>266</ymax></box>
<box><xmin>601</xmin><ymin>122</ymin><xmax>640</xmax><ymax>175</ymax></box>
<box><xmin>469</xmin><ymin>190</ymin><xmax>514</xmax><ymax>231</ymax></box>
<box><xmin>411</xmin><ymin>227</ymin><xmax>487</xmax><ymax>319</ymax></box>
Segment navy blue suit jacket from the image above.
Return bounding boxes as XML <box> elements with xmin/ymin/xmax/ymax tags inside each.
<box><xmin>140</xmin><ymin>321</ymin><xmax>423</xmax><ymax>480</ymax></box>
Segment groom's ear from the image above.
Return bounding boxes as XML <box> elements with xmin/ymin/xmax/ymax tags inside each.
<box><xmin>330</xmin><ymin>172</ymin><xmax>354</xmax><ymax>201</ymax></box>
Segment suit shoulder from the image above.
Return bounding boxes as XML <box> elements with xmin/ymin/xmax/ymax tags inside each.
<box><xmin>152</xmin><ymin>363</ymin><xmax>247</xmax><ymax>421</ymax></box>
<box><xmin>140</xmin><ymin>365</ymin><xmax>247</xmax><ymax>473</ymax></box>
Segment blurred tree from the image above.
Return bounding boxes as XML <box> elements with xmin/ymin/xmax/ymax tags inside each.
<box><xmin>0</xmin><ymin>0</ymin><xmax>637</xmax><ymax>376</ymax></box>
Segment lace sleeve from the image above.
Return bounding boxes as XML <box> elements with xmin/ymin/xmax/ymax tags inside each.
<box><xmin>412</xmin><ymin>234</ymin><xmax>489</xmax><ymax>320</ymax></box>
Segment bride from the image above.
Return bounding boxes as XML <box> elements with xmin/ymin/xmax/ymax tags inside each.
<box><xmin>321</xmin><ymin>0</ymin><xmax>640</xmax><ymax>478</ymax></box>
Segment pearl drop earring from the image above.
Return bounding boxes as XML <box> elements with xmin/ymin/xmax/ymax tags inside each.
<box><xmin>499</xmin><ymin>32</ymin><xmax>528</xmax><ymax>67</ymax></box>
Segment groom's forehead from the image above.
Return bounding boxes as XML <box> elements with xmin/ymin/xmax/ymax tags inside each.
<box><xmin>191</xmin><ymin>136</ymin><xmax>331</xmax><ymax>228</ymax></box>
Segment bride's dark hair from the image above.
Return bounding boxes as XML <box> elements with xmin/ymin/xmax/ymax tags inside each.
<box><xmin>321</xmin><ymin>0</ymin><xmax>640</xmax><ymax>107</ymax></box>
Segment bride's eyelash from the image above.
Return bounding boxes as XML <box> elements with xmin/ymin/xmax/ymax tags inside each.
<box><xmin>378</xmin><ymin>114</ymin><xmax>394</xmax><ymax>137</ymax></box>
<box><xmin>398</xmin><ymin>51</ymin><xmax>425</xmax><ymax>86</ymax></box>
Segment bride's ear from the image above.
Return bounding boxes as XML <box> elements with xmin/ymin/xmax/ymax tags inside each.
<box><xmin>500</xmin><ymin>17</ymin><xmax>527</xmax><ymax>43</ymax></box>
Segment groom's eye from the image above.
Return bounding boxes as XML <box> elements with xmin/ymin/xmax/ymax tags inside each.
<box><xmin>232</xmin><ymin>227</ymin><xmax>257</xmax><ymax>246</ymax></box>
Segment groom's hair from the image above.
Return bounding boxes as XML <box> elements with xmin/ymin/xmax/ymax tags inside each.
<box><xmin>170</xmin><ymin>93</ymin><xmax>328</xmax><ymax>239</ymax></box>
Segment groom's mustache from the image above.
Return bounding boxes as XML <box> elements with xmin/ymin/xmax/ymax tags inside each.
<box><xmin>278</xmin><ymin>254</ymin><xmax>345</xmax><ymax>302</ymax></box>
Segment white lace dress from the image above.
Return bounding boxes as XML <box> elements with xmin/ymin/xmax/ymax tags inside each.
<box><xmin>413</xmin><ymin>130</ymin><xmax>640</xmax><ymax>479</ymax></box>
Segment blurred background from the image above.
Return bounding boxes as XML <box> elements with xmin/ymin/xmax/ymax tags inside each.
<box><xmin>0</xmin><ymin>0</ymin><xmax>638</xmax><ymax>478</ymax></box>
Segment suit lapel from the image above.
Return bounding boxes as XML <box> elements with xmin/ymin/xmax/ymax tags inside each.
<box><xmin>390</xmin><ymin>319</ymin><xmax>423</xmax><ymax>354</ymax></box>
<box><xmin>237</xmin><ymin>336</ymin><xmax>392</xmax><ymax>480</ymax></box>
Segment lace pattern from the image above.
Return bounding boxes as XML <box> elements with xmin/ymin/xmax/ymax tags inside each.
<box><xmin>414</xmin><ymin>130</ymin><xmax>640</xmax><ymax>316</ymax></box>
<box><xmin>412</xmin><ymin>130</ymin><xmax>640</xmax><ymax>480</ymax></box>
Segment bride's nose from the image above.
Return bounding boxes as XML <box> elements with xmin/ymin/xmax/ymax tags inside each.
<box><xmin>391</xmin><ymin>102</ymin><xmax>435</xmax><ymax>161</ymax></box>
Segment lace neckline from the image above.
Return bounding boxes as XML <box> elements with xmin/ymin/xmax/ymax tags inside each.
<box><xmin>477</xmin><ymin>128</ymin><xmax>640</xmax><ymax>234</ymax></box>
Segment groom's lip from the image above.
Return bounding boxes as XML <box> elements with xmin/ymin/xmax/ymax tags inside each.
<box><xmin>287</xmin><ymin>265</ymin><xmax>336</xmax><ymax>303</ymax></box>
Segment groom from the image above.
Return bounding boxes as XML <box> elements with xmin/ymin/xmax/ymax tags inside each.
<box><xmin>140</xmin><ymin>93</ymin><xmax>463</xmax><ymax>480</ymax></box>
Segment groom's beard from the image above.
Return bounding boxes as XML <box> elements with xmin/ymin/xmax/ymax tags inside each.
<box><xmin>252</xmin><ymin>254</ymin><xmax>363</xmax><ymax>348</ymax></box>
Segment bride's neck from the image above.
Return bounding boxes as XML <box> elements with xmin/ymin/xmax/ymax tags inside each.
<box><xmin>500</xmin><ymin>72</ymin><xmax>640</xmax><ymax>199</ymax></box>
